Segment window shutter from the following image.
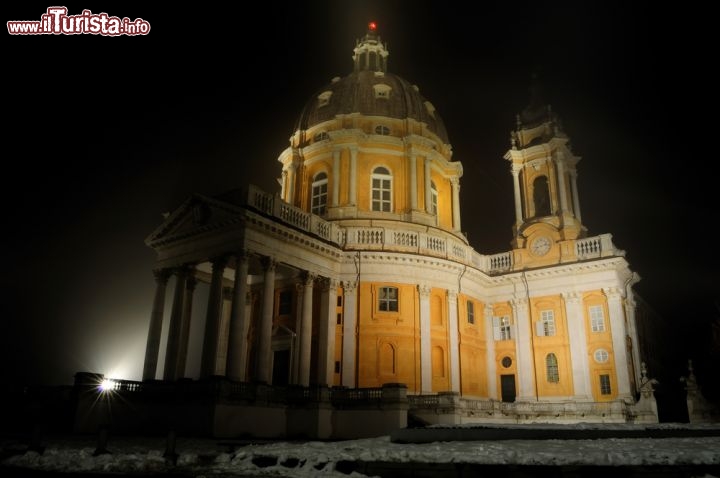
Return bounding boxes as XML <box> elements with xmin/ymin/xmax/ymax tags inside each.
<box><xmin>492</xmin><ymin>316</ymin><xmax>502</xmax><ymax>341</ymax></box>
<box><xmin>535</xmin><ymin>320</ymin><xmax>546</xmax><ymax>337</ymax></box>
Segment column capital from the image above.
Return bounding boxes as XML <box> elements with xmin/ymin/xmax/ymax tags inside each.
<box><xmin>210</xmin><ymin>255</ymin><xmax>230</xmax><ymax>270</ymax></box>
<box><xmin>511</xmin><ymin>163</ymin><xmax>523</xmax><ymax>175</ymax></box>
<box><xmin>185</xmin><ymin>275</ymin><xmax>198</xmax><ymax>292</ymax></box>
<box><xmin>603</xmin><ymin>287</ymin><xmax>623</xmax><ymax>300</ymax></box>
<box><xmin>260</xmin><ymin>255</ymin><xmax>277</xmax><ymax>272</ymax></box>
<box><xmin>511</xmin><ymin>297</ymin><xmax>528</xmax><ymax>311</ymax></box>
<box><xmin>234</xmin><ymin>249</ymin><xmax>249</xmax><ymax>263</ymax></box>
<box><xmin>152</xmin><ymin>268</ymin><xmax>170</xmax><ymax>285</ymax></box>
<box><xmin>418</xmin><ymin>284</ymin><xmax>431</xmax><ymax>298</ymax></box>
<box><xmin>561</xmin><ymin>291</ymin><xmax>581</xmax><ymax>303</ymax></box>
<box><xmin>447</xmin><ymin>289</ymin><xmax>458</xmax><ymax>302</ymax></box>
<box><xmin>342</xmin><ymin>280</ymin><xmax>357</xmax><ymax>294</ymax></box>
<box><xmin>223</xmin><ymin>286</ymin><xmax>233</xmax><ymax>300</ymax></box>
<box><xmin>484</xmin><ymin>304</ymin><xmax>494</xmax><ymax>317</ymax></box>
<box><xmin>320</xmin><ymin>277</ymin><xmax>340</xmax><ymax>292</ymax></box>
<box><xmin>301</xmin><ymin>271</ymin><xmax>317</xmax><ymax>286</ymax></box>
<box><xmin>450</xmin><ymin>176</ymin><xmax>460</xmax><ymax>189</ymax></box>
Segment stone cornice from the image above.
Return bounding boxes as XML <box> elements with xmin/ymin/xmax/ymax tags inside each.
<box><xmin>245</xmin><ymin>211</ymin><xmax>344</xmax><ymax>261</ymax></box>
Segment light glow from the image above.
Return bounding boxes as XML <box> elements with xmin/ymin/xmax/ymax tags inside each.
<box><xmin>99</xmin><ymin>379</ymin><xmax>117</xmax><ymax>392</ymax></box>
<box><xmin>368</xmin><ymin>21</ymin><xmax>377</xmax><ymax>31</ymax></box>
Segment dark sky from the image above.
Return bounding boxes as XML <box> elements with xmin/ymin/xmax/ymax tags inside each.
<box><xmin>3</xmin><ymin>2</ymin><xmax>717</xmax><ymax>386</ymax></box>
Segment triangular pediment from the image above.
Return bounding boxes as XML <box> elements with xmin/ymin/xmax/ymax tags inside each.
<box><xmin>145</xmin><ymin>193</ymin><xmax>245</xmax><ymax>248</ymax></box>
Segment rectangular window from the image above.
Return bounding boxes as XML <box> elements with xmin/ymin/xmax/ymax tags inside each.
<box><xmin>599</xmin><ymin>374</ymin><xmax>612</xmax><ymax>395</ymax></box>
<box><xmin>311</xmin><ymin>181</ymin><xmax>328</xmax><ymax>215</ymax></box>
<box><xmin>372</xmin><ymin>176</ymin><xmax>392</xmax><ymax>211</ymax></box>
<box><xmin>467</xmin><ymin>300</ymin><xmax>475</xmax><ymax>324</ymax></box>
<box><xmin>278</xmin><ymin>290</ymin><xmax>293</xmax><ymax>316</ymax></box>
<box><xmin>336</xmin><ymin>313</ymin><xmax>342</xmax><ymax>325</ymax></box>
<box><xmin>493</xmin><ymin>316</ymin><xmax>512</xmax><ymax>341</ymax></box>
<box><xmin>538</xmin><ymin>310</ymin><xmax>556</xmax><ymax>336</ymax></box>
<box><xmin>590</xmin><ymin>305</ymin><xmax>605</xmax><ymax>332</ymax></box>
<box><xmin>337</xmin><ymin>295</ymin><xmax>343</xmax><ymax>307</ymax></box>
<box><xmin>378</xmin><ymin>286</ymin><xmax>399</xmax><ymax>312</ymax></box>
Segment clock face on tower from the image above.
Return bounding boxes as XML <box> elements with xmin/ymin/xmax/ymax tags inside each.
<box><xmin>530</xmin><ymin>236</ymin><xmax>552</xmax><ymax>256</ymax></box>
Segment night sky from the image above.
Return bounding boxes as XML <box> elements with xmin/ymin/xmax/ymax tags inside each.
<box><xmin>3</xmin><ymin>2</ymin><xmax>717</xmax><ymax>387</ymax></box>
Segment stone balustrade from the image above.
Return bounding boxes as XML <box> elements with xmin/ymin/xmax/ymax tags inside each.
<box><xmin>245</xmin><ymin>184</ymin><xmax>623</xmax><ymax>274</ymax></box>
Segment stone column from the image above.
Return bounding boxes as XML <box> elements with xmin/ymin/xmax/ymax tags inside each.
<box><xmin>418</xmin><ymin>284</ymin><xmax>432</xmax><ymax>393</ymax></box>
<box><xmin>256</xmin><ymin>256</ymin><xmax>277</xmax><ymax>384</ymax></box>
<box><xmin>606</xmin><ymin>287</ymin><xmax>633</xmax><ymax>400</ymax></box>
<box><xmin>409</xmin><ymin>152</ymin><xmax>418</xmax><ymax>210</ymax></box>
<box><xmin>512</xmin><ymin>297</ymin><xmax>535</xmax><ymax>400</ymax></box>
<box><xmin>280</xmin><ymin>170</ymin><xmax>288</xmax><ymax>201</ymax></box>
<box><xmin>163</xmin><ymin>267</ymin><xmax>188</xmax><ymax>381</ymax></box>
<box><xmin>424</xmin><ymin>159</ymin><xmax>432</xmax><ymax>213</ymax></box>
<box><xmin>447</xmin><ymin>290</ymin><xmax>461</xmax><ymax>392</ymax></box>
<box><xmin>556</xmin><ymin>159</ymin><xmax>569</xmax><ymax>213</ymax></box>
<box><xmin>341</xmin><ymin>281</ymin><xmax>357</xmax><ymax>387</ymax></box>
<box><xmin>563</xmin><ymin>292</ymin><xmax>592</xmax><ymax>399</ymax></box>
<box><xmin>450</xmin><ymin>177</ymin><xmax>461</xmax><ymax>232</ymax></box>
<box><xmin>332</xmin><ymin>149</ymin><xmax>341</xmax><ymax>207</ymax></box>
<box><xmin>511</xmin><ymin>165</ymin><xmax>523</xmax><ymax>227</ymax></box>
<box><xmin>176</xmin><ymin>272</ymin><xmax>196</xmax><ymax>380</ymax></box>
<box><xmin>287</xmin><ymin>162</ymin><xmax>297</xmax><ymax>206</ymax></box>
<box><xmin>484</xmin><ymin>305</ymin><xmax>497</xmax><ymax>399</ymax></box>
<box><xmin>624</xmin><ymin>292</ymin><xmax>642</xmax><ymax>392</ymax></box>
<box><xmin>200</xmin><ymin>256</ymin><xmax>229</xmax><ymax>378</ymax></box>
<box><xmin>570</xmin><ymin>170</ymin><xmax>582</xmax><ymax>221</ymax></box>
<box><xmin>299</xmin><ymin>272</ymin><xmax>316</xmax><ymax>387</ymax></box>
<box><xmin>349</xmin><ymin>147</ymin><xmax>357</xmax><ymax>205</ymax></box>
<box><xmin>318</xmin><ymin>278</ymin><xmax>339</xmax><ymax>386</ymax></box>
<box><xmin>226</xmin><ymin>251</ymin><xmax>249</xmax><ymax>381</ymax></box>
<box><xmin>143</xmin><ymin>269</ymin><xmax>170</xmax><ymax>381</ymax></box>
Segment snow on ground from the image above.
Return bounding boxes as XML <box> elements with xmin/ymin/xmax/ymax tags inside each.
<box><xmin>3</xmin><ymin>425</ymin><xmax>720</xmax><ymax>477</ymax></box>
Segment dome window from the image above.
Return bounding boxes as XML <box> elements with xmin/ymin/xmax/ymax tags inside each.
<box><xmin>374</xmin><ymin>125</ymin><xmax>390</xmax><ymax>136</ymax></box>
<box><xmin>317</xmin><ymin>91</ymin><xmax>333</xmax><ymax>107</ymax></box>
<box><xmin>373</xmin><ymin>84</ymin><xmax>392</xmax><ymax>99</ymax></box>
<box><xmin>314</xmin><ymin>131</ymin><xmax>329</xmax><ymax>142</ymax></box>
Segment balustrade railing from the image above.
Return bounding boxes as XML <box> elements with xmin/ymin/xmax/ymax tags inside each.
<box><xmin>244</xmin><ymin>185</ymin><xmax>620</xmax><ymax>275</ymax></box>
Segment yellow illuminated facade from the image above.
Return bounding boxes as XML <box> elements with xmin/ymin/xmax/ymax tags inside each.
<box><xmin>142</xmin><ymin>24</ymin><xmax>654</xmax><ymax>423</ymax></box>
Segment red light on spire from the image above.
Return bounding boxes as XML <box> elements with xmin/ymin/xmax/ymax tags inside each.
<box><xmin>368</xmin><ymin>21</ymin><xmax>377</xmax><ymax>31</ymax></box>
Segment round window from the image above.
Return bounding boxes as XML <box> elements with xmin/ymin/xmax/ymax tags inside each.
<box><xmin>594</xmin><ymin>349</ymin><xmax>609</xmax><ymax>363</ymax></box>
<box><xmin>501</xmin><ymin>356</ymin><xmax>512</xmax><ymax>368</ymax></box>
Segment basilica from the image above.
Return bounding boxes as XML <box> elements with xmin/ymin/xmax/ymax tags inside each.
<box><xmin>129</xmin><ymin>23</ymin><xmax>661</xmax><ymax>435</ymax></box>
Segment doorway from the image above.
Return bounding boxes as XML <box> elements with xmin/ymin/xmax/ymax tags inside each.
<box><xmin>272</xmin><ymin>349</ymin><xmax>290</xmax><ymax>386</ymax></box>
<box><xmin>501</xmin><ymin>374</ymin><xmax>516</xmax><ymax>402</ymax></box>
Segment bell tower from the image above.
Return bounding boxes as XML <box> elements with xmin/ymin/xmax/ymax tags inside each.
<box><xmin>504</xmin><ymin>83</ymin><xmax>586</xmax><ymax>260</ymax></box>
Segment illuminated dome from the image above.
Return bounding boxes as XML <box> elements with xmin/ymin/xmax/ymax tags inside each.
<box><xmin>295</xmin><ymin>24</ymin><xmax>449</xmax><ymax>144</ymax></box>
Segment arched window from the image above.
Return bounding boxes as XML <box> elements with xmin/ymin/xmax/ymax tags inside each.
<box><xmin>533</xmin><ymin>176</ymin><xmax>551</xmax><ymax>217</ymax></box>
<box><xmin>371</xmin><ymin>167</ymin><xmax>392</xmax><ymax>212</ymax></box>
<box><xmin>546</xmin><ymin>353</ymin><xmax>559</xmax><ymax>383</ymax></box>
<box><xmin>311</xmin><ymin>172</ymin><xmax>328</xmax><ymax>215</ymax></box>
<box><xmin>430</xmin><ymin>180</ymin><xmax>438</xmax><ymax>215</ymax></box>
